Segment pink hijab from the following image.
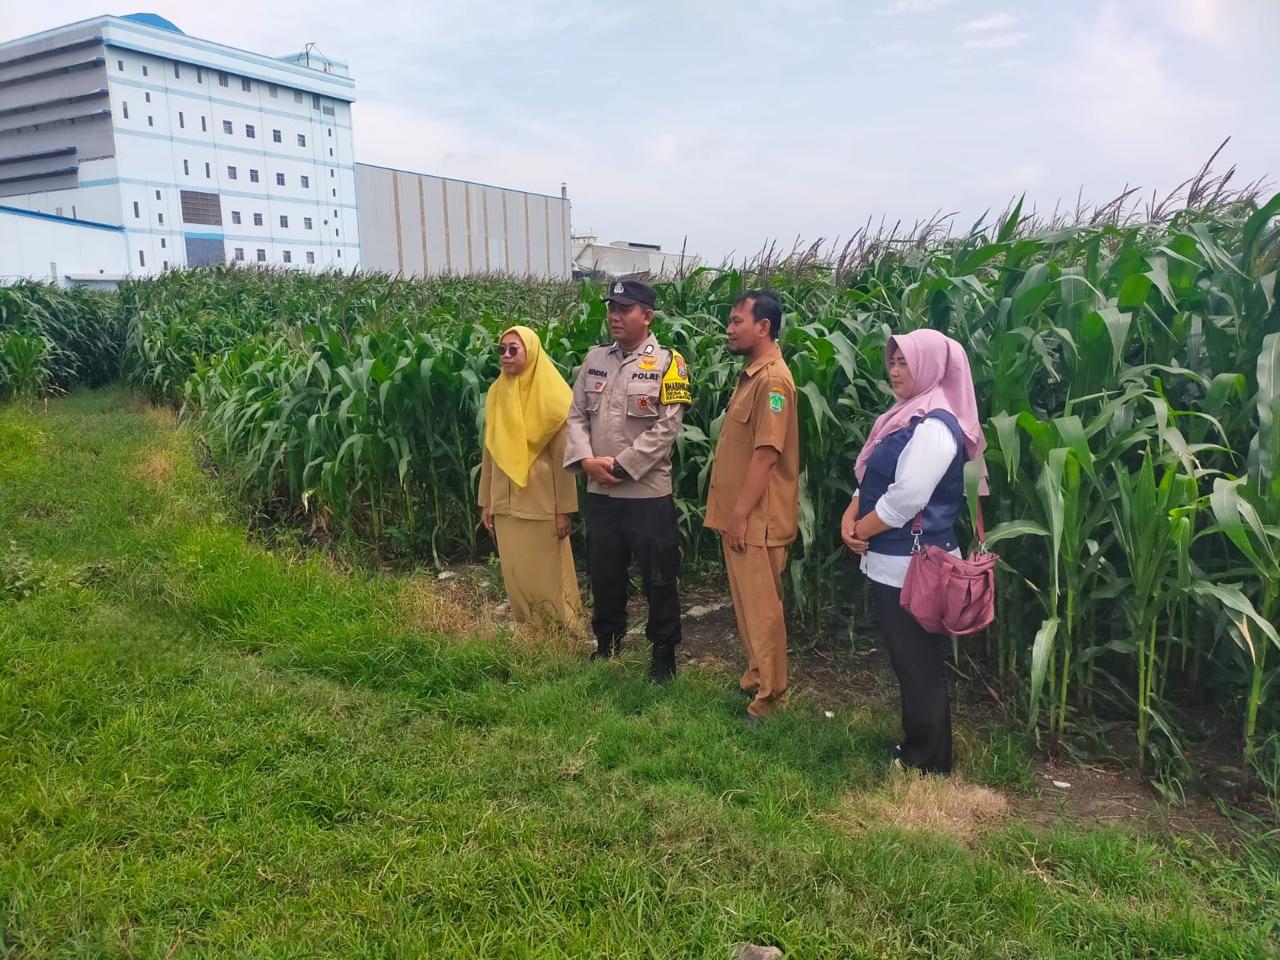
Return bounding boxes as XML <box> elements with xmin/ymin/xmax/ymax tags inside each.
<box><xmin>854</xmin><ymin>329</ymin><xmax>989</xmax><ymax>494</ymax></box>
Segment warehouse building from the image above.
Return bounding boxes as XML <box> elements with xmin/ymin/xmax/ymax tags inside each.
<box><xmin>0</xmin><ymin>14</ymin><xmax>572</xmax><ymax>284</ymax></box>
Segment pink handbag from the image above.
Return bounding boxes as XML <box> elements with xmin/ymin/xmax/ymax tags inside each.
<box><xmin>899</xmin><ymin>503</ymin><xmax>997</xmax><ymax>636</ymax></box>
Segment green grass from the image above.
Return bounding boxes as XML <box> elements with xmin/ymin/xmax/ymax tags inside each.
<box><xmin>1</xmin><ymin>388</ymin><xmax>1277</xmax><ymax>958</ymax></box>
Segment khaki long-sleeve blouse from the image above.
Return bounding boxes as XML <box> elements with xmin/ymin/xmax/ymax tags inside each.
<box><xmin>478</xmin><ymin>425</ymin><xmax>579</xmax><ymax>519</ymax></box>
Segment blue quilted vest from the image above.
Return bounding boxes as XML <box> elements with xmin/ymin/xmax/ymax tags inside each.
<box><xmin>859</xmin><ymin>410</ymin><xmax>966</xmax><ymax>557</ymax></box>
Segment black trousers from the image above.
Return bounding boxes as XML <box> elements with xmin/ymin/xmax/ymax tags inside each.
<box><xmin>586</xmin><ymin>493</ymin><xmax>682</xmax><ymax>648</ymax></box>
<box><xmin>873</xmin><ymin>581</ymin><xmax>953</xmax><ymax>774</ymax></box>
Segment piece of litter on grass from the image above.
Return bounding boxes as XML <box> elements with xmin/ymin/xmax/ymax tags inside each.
<box><xmin>1051</xmin><ymin>780</ymin><xmax>1071</xmax><ymax>789</ymax></box>
<box><xmin>437</xmin><ymin>570</ymin><xmax>458</xmax><ymax>581</ymax></box>
<box><xmin>824</xmin><ymin>711</ymin><xmax>835</xmax><ymax>719</ymax></box>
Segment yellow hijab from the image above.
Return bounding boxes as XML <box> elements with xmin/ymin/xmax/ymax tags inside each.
<box><xmin>483</xmin><ymin>325</ymin><xmax>573</xmax><ymax>488</ymax></box>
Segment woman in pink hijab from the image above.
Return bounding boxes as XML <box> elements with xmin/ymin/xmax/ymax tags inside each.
<box><xmin>841</xmin><ymin>329</ymin><xmax>987</xmax><ymax>775</ymax></box>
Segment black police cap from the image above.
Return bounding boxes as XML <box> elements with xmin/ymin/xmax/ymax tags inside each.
<box><xmin>604</xmin><ymin>278</ymin><xmax>656</xmax><ymax>308</ymax></box>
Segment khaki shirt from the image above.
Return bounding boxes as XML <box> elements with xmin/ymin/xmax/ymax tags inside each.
<box><xmin>478</xmin><ymin>426</ymin><xmax>579</xmax><ymax>519</ymax></box>
<box><xmin>704</xmin><ymin>348</ymin><xmax>799</xmax><ymax>547</ymax></box>
<box><xmin>563</xmin><ymin>333</ymin><xmax>689</xmax><ymax>499</ymax></box>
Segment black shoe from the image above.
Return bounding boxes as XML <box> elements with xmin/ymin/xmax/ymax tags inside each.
<box><xmin>590</xmin><ymin>637</ymin><xmax>621</xmax><ymax>661</ymax></box>
<box><xmin>742</xmin><ymin>713</ymin><xmax>764</xmax><ymax>728</ymax></box>
<box><xmin>649</xmin><ymin>644</ymin><xmax>677</xmax><ymax>684</ymax></box>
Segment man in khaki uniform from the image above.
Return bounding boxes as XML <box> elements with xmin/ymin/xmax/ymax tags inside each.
<box><xmin>564</xmin><ymin>278</ymin><xmax>692</xmax><ymax>682</ymax></box>
<box><xmin>705</xmin><ymin>290</ymin><xmax>799</xmax><ymax>723</ymax></box>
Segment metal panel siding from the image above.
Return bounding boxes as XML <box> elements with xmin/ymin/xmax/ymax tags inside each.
<box><xmin>422</xmin><ymin>174</ymin><xmax>449</xmax><ymax>275</ymax></box>
<box><xmin>394</xmin><ymin>170</ymin><xmax>424</xmax><ymax>276</ymax></box>
<box><xmin>353</xmin><ymin>163</ymin><xmax>398</xmax><ymax>274</ymax></box>
<box><xmin>504</xmin><ymin>191</ymin><xmax>528</xmax><ymax>276</ymax></box>
<box><xmin>443</xmin><ymin>180</ymin><xmax>469</xmax><ymax>272</ymax></box>
<box><xmin>526</xmin><ymin>197</ymin><xmax>548</xmax><ymax>280</ymax></box>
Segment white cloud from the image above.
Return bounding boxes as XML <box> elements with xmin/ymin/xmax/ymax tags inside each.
<box><xmin>963</xmin><ymin>13</ymin><xmax>1017</xmax><ymax>31</ymax></box>
<box><xmin>876</xmin><ymin>0</ymin><xmax>955</xmax><ymax>14</ymax></box>
<box><xmin>964</xmin><ymin>31</ymin><xmax>1030</xmax><ymax>49</ymax></box>
<box><xmin>1162</xmin><ymin>0</ymin><xmax>1232</xmax><ymax>45</ymax></box>
<box><xmin>1057</xmin><ymin>4</ymin><xmax>1236</xmax><ymax>169</ymax></box>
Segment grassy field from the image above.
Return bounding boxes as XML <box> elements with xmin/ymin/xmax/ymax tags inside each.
<box><xmin>2</xmin><ymin>387</ymin><xmax>1277</xmax><ymax>958</ymax></box>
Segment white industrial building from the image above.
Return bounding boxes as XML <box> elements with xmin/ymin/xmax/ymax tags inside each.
<box><xmin>0</xmin><ymin>14</ymin><xmax>572</xmax><ymax>284</ymax></box>
<box><xmin>571</xmin><ymin>236</ymin><xmax>701</xmax><ymax>279</ymax></box>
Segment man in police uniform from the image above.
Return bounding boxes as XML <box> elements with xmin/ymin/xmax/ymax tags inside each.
<box><xmin>564</xmin><ymin>278</ymin><xmax>692</xmax><ymax>683</ymax></box>
<box><xmin>705</xmin><ymin>290</ymin><xmax>799</xmax><ymax>723</ymax></box>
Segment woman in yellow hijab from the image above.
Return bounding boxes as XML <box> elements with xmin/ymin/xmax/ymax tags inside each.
<box><xmin>478</xmin><ymin>325</ymin><xmax>584</xmax><ymax>632</ymax></box>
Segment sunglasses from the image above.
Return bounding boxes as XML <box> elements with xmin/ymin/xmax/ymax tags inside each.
<box><xmin>497</xmin><ymin>344</ymin><xmax>521</xmax><ymax>358</ymax></box>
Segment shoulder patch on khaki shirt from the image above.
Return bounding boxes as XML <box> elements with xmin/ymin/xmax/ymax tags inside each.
<box><xmin>659</xmin><ymin>349</ymin><xmax>692</xmax><ymax>406</ymax></box>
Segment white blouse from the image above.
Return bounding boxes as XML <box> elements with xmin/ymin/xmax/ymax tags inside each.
<box><xmin>855</xmin><ymin>418</ymin><xmax>961</xmax><ymax>588</ymax></box>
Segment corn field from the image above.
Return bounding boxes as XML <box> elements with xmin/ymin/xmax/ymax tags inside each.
<box><xmin>3</xmin><ymin>177</ymin><xmax>1278</xmax><ymax>777</ymax></box>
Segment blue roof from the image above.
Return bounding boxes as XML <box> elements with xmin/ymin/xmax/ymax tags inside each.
<box><xmin>120</xmin><ymin>13</ymin><xmax>184</xmax><ymax>34</ymax></box>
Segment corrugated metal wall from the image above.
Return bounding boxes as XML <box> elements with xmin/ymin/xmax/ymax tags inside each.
<box><xmin>354</xmin><ymin>163</ymin><xmax>570</xmax><ymax>279</ymax></box>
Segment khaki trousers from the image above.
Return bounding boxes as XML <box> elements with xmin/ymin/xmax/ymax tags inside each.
<box><xmin>723</xmin><ymin>542</ymin><xmax>789</xmax><ymax>718</ymax></box>
<box><xmin>494</xmin><ymin>515</ymin><xmax>585</xmax><ymax>635</ymax></box>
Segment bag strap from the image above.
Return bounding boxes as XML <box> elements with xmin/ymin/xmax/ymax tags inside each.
<box><xmin>911</xmin><ymin>512</ymin><xmax>923</xmax><ymax>553</ymax></box>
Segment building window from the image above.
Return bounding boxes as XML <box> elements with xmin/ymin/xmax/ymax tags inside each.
<box><xmin>139</xmin><ymin>250</ymin><xmax>146</xmax><ymax>267</ymax></box>
<box><xmin>132</xmin><ymin>201</ymin><xmax>139</xmax><ymax>218</ymax></box>
<box><xmin>227</xmin><ymin>165</ymin><xmax>237</xmax><ymax>180</ymax></box>
<box><xmin>329</xmin><ymin>148</ymin><xmax>334</xmax><ymax>157</ymax></box>
<box><xmin>275</xmin><ymin>172</ymin><xmax>285</xmax><ymax>186</ymax></box>
<box><xmin>335</xmin><ymin>228</ymin><xmax>340</xmax><ymax>236</ymax></box>
<box><xmin>155</xmin><ymin>190</ymin><xmax>161</xmax><ymax>200</ymax></box>
<box><xmin>322</xmin><ymin>105</ymin><xmax>335</xmax><ymax>116</ymax></box>
<box><xmin>304</xmin><ymin>217</ymin><xmax>312</xmax><ymax>230</ymax></box>
<box><xmin>333</xmin><ymin>209</ymin><xmax>338</xmax><ymax>217</ymax></box>
<box><xmin>222</xmin><ymin>120</ymin><xmax>233</xmax><ymax>134</ymax></box>
<box><xmin>249</xmin><ymin>169</ymin><xmax>259</xmax><ymax>183</ymax></box>
<box><xmin>306</xmin><ymin>251</ymin><xmax>315</xmax><ymax>264</ymax></box>
<box><xmin>283</xmin><ymin>250</ymin><xmax>292</xmax><ymax>263</ymax></box>
<box><xmin>256</xmin><ymin>249</ymin><xmax>266</xmax><ymax>262</ymax></box>
<box><xmin>197</xmin><ymin>67</ymin><xmax>203</xmax><ymax>84</ymax></box>
<box><xmin>231</xmin><ymin>211</ymin><xmax>242</xmax><ymax>224</ymax></box>
<box><xmin>272</xmin><ymin>129</ymin><xmax>282</xmax><ymax>143</ymax></box>
<box><xmin>235</xmin><ymin>248</ymin><xmax>244</xmax><ymax>261</ymax></box>
<box><xmin>312</xmin><ymin>94</ymin><xmax>321</xmax><ymax>110</ymax></box>
<box><xmin>293</xmin><ymin>90</ymin><xmax>303</xmax><ymax>103</ymax></box>
<box><xmin>147</xmin><ymin>116</ymin><xmax>154</xmax><ymax>127</ymax></box>
<box><xmin>183</xmin><ymin>159</ymin><xmax>189</xmax><ymax>175</ymax></box>
<box><xmin>174</xmin><ymin>63</ymin><xmax>181</xmax><ymax>79</ymax></box>
<box><xmin>280</xmin><ymin>215</ymin><xmax>289</xmax><ymax>228</ymax></box>
<box><xmin>178</xmin><ymin>111</ymin><xmax>185</xmax><ymax>128</ymax></box>
<box><xmin>300</xmin><ymin>175</ymin><xmax>310</xmax><ymax>188</ymax></box>
<box><xmin>157</xmin><ymin>213</ymin><xmax>164</xmax><ymax>224</ymax></box>
<box><xmin>253</xmin><ymin>212</ymin><xmax>263</xmax><ymax>226</ymax></box>
<box><xmin>337</xmin><ymin>249</ymin><xmax>342</xmax><ymax>258</ymax></box>
<box><xmin>330</xmin><ymin>168</ymin><xmax>334</xmax><ymax>178</ymax></box>
<box><xmin>122</xmin><ymin>102</ymin><xmax>129</xmax><ymax>119</ymax></box>
<box><xmin>245</xmin><ymin>124</ymin><xmax>256</xmax><ymax>139</ymax></box>
<box><xmin>163</xmin><ymin>261</ymin><xmax>168</xmax><ymax>270</ymax></box>
<box><xmin>117</xmin><ymin>59</ymin><xmax>123</xmax><ymax>71</ymax></box>
<box><xmin>241</xmin><ymin>77</ymin><xmax>251</xmax><ymax>92</ymax></box>
<box><xmin>297</xmin><ymin>134</ymin><xmax>306</xmax><ymax>147</ymax></box>
<box><xmin>328</xmin><ymin>128</ymin><xmax>332</xmax><ymax>137</ymax></box>
<box><xmin>160</xmin><ymin>238</ymin><xmax>166</xmax><ymax>248</ymax></box>
<box><xmin>201</xmin><ymin>115</ymin><xmax>207</xmax><ymax>132</ymax></box>
<box><xmin>180</xmin><ymin>190</ymin><xmax>223</xmax><ymax>225</ymax></box>
<box><xmin>218</xmin><ymin>72</ymin><xmax>229</xmax><ymax>87</ymax></box>
<box><xmin>268</xmin><ymin>83</ymin><xmax>278</xmax><ymax>98</ymax></box>
<box><xmin>145</xmin><ymin>92</ymin><xmax>151</xmax><ymax>103</ymax></box>
<box><xmin>332</xmin><ymin>189</ymin><xmax>336</xmax><ymax>197</ymax></box>
<box><xmin>142</xmin><ymin>65</ymin><xmax>149</xmax><ymax>77</ymax></box>
<box><xmin>205</xmin><ymin>162</ymin><xmax>211</xmax><ymax>178</ymax></box>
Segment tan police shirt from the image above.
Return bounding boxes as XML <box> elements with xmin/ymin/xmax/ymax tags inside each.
<box><xmin>704</xmin><ymin>348</ymin><xmax>800</xmax><ymax>547</ymax></box>
<box><xmin>478</xmin><ymin>426</ymin><xmax>579</xmax><ymax>520</ymax></box>
<box><xmin>563</xmin><ymin>333</ymin><xmax>691</xmax><ymax>499</ymax></box>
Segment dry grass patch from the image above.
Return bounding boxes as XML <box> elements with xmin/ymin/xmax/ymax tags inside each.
<box><xmin>828</xmin><ymin>771</ymin><xmax>1010</xmax><ymax>845</ymax></box>
<box><xmin>130</xmin><ymin>449</ymin><xmax>176</xmax><ymax>486</ymax></box>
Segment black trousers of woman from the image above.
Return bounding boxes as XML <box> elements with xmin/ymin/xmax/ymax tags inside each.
<box><xmin>873</xmin><ymin>581</ymin><xmax>953</xmax><ymax>775</ymax></box>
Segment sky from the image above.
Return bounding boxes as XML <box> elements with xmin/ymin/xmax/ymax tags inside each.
<box><xmin>5</xmin><ymin>0</ymin><xmax>1279</xmax><ymax>262</ymax></box>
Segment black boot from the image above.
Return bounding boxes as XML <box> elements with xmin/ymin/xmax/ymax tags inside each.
<box><xmin>649</xmin><ymin>644</ymin><xmax>677</xmax><ymax>684</ymax></box>
<box><xmin>590</xmin><ymin>636</ymin><xmax>621</xmax><ymax>661</ymax></box>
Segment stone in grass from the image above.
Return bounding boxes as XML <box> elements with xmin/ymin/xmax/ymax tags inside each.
<box><xmin>731</xmin><ymin>944</ymin><xmax>783</xmax><ymax>960</ymax></box>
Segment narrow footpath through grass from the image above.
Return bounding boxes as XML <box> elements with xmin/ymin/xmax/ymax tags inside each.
<box><xmin>1</xmin><ymin>388</ymin><xmax>1276</xmax><ymax>958</ymax></box>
